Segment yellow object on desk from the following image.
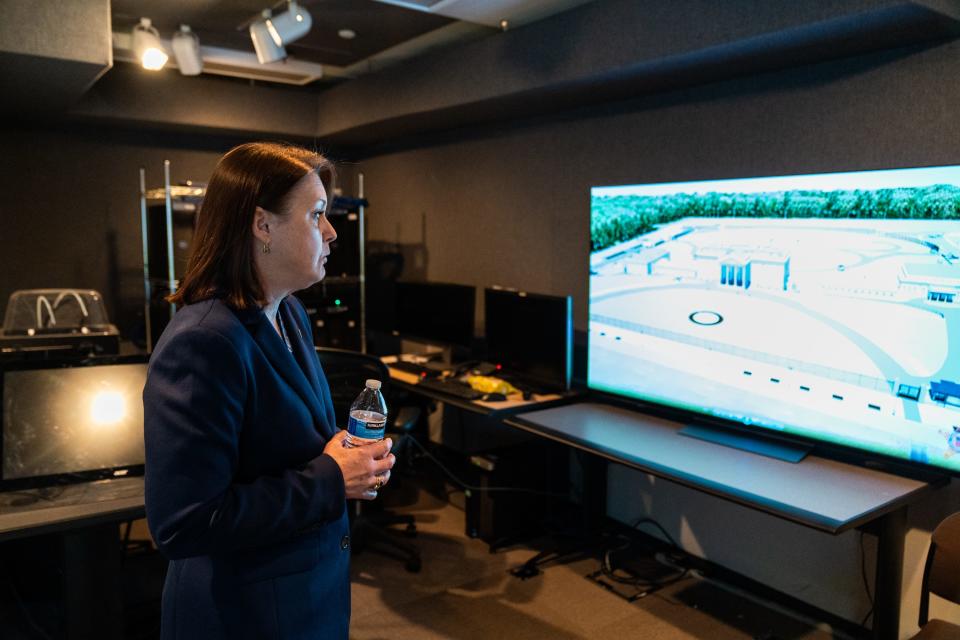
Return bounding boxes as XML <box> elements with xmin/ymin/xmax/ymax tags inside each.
<box><xmin>464</xmin><ymin>375</ymin><xmax>519</xmax><ymax>395</ymax></box>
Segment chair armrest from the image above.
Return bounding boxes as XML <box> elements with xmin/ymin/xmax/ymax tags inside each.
<box><xmin>392</xmin><ymin>406</ymin><xmax>421</xmax><ymax>434</ymax></box>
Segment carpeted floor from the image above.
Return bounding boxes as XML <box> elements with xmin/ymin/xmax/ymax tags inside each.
<box><xmin>349</xmin><ymin>482</ymin><xmax>839</xmax><ymax>640</ymax></box>
<box><xmin>0</xmin><ymin>478</ymin><xmax>846</xmax><ymax>639</ymax></box>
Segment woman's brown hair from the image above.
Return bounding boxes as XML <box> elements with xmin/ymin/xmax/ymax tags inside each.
<box><xmin>168</xmin><ymin>142</ymin><xmax>336</xmax><ymax>309</ymax></box>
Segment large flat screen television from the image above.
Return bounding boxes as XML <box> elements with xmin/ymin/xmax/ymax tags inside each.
<box><xmin>590</xmin><ymin>164</ymin><xmax>960</xmax><ymax>474</ymax></box>
<box><xmin>1</xmin><ymin>357</ymin><xmax>148</xmax><ymax>489</ymax></box>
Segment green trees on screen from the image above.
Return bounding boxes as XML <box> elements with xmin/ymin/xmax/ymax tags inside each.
<box><xmin>590</xmin><ymin>184</ymin><xmax>960</xmax><ymax>252</ymax></box>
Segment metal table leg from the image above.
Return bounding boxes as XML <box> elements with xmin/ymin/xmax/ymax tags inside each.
<box><xmin>871</xmin><ymin>506</ymin><xmax>907</xmax><ymax>640</ymax></box>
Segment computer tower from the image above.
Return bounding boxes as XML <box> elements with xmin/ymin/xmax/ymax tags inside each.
<box><xmin>463</xmin><ymin>442</ymin><xmax>558</xmax><ymax>546</ymax></box>
<box><xmin>325</xmin><ymin>210</ymin><xmax>360</xmax><ymax>279</ymax></box>
<box><xmin>296</xmin><ymin>201</ymin><xmax>365</xmax><ymax>351</ymax></box>
<box><xmin>298</xmin><ymin>281</ymin><xmax>361</xmax><ymax>351</ymax></box>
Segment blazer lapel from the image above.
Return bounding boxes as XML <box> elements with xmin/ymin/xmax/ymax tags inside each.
<box><xmin>280</xmin><ymin>300</ymin><xmax>336</xmax><ymax>439</ymax></box>
<box><xmin>285</xmin><ymin>299</ymin><xmax>340</xmax><ymax>437</ymax></box>
<box><xmin>248</xmin><ymin>306</ymin><xmax>333</xmax><ymax>439</ymax></box>
<box><xmin>281</xmin><ymin>301</ymin><xmax>323</xmax><ymax>399</ymax></box>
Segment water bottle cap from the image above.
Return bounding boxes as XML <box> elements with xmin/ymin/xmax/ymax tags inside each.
<box><xmin>365</xmin><ymin>379</ymin><xmax>382</xmax><ymax>390</ymax></box>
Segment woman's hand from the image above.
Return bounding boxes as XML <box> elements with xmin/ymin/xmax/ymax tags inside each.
<box><xmin>323</xmin><ymin>430</ymin><xmax>395</xmax><ymax>500</ymax></box>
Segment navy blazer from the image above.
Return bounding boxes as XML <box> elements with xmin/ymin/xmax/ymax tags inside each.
<box><xmin>143</xmin><ymin>296</ymin><xmax>350</xmax><ymax>640</ymax></box>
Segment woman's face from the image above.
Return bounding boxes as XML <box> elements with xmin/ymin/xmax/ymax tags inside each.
<box><xmin>269</xmin><ymin>172</ymin><xmax>336</xmax><ymax>291</ymax></box>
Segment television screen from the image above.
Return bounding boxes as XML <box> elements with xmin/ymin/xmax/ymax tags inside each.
<box><xmin>2</xmin><ymin>361</ymin><xmax>148</xmax><ymax>487</ymax></box>
<box><xmin>589</xmin><ymin>165</ymin><xmax>960</xmax><ymax>473</ymax></box>
<box><xmin>394</xmin><ymin>281</ymin><xmax>476</xmax><ymax>349</ymax></box>
<box><xmin>484</xmin><ymin>288</ymin><xmax>572</xmax><ymax>391</ymax></box>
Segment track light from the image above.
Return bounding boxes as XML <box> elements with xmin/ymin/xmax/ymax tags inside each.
<box><xmin>268</xmin><ymin>1</ymin><xmax>313</xmax><ymax>46</ymax></box>
<box><xmin>250</xmin><ymin>9</ymin><xmax>287</xmax><ymax>64</ymax></box>
<box><xmin>171</xmin><ymin>25</ymin><xmax>203</xmax><ymax>76</ymax></box>
<box><xmin>249</xmin><ymin>1</ymin><xmax>312</xmax><ymax>64</ymax></box>
<box><xmin>132</xmin><ymin>17</ymin><xmax>168</xmax><ymax>71</ymax></box>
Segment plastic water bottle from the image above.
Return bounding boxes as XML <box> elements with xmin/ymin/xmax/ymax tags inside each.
<box><xmin>345</xmin><ymin>379</ymin><xmax>387</xmax><ymax>447</ymax></box>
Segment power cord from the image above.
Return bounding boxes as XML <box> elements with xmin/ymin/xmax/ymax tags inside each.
<box><xmin>632</xmin><ymin>517</ymin><xmax>680</xmax><ymax>547</ymax></box>
<box><xmin>597</xmin><ymin>517</ymin><xmax>689</xmax><ymax>590</ymax></box>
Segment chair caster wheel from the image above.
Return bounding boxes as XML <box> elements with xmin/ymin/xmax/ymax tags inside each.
<box><xmin>405</xmin><ymin>557</ymin><xmax>422</xmax><ymax>573</ymax></box>
<box><xmin>404</xmin><ymin>523</ymin><xmax>417</xmax><ymax>537</ymax></box>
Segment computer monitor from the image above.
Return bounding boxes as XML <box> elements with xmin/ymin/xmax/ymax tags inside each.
<box><xmin>1</xmin><ymin>357</ymin><xmax>148</xmax><ymax>490</ymax></box>
<box><xmin>394</xmin><ymin>282</ymin><xmax>476</xmax><ymax>349</ymax></box>
<box><xmin>484</xmin><ymin>288</ymin><xmax>573</xmax><ymax>391</ymax></box>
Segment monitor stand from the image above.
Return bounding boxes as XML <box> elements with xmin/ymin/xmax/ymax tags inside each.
<box><xmin>678</xmin><ymin>423</ymin><xmax>813</xmax><ymax>463</ymax></box>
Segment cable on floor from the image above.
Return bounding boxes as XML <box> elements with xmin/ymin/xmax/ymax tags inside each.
<box><xmin>406</xmin><ymin>435</ymin><xmax>568</xmax><ymax>498</ymax></box>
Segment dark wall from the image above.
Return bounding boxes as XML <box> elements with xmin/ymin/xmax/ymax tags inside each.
<box><xmin>0</xmin><ymin>127</ymin><xmax>227</xmax><ymax>337</ymax></box>
<box><xmin>314</xmin><ymin>0</ymin><xmax>954</xmax><ymax>144</ymax></box>
<box><xmin>0</xmin><ymin>126</ymin><xmax>359</xmax><ymax>340</ymax></box>
<box><xmin>350</xmin><ymin>37</ymin><xmax>960</xmax><ymax>626</ymax></box>
<box><xmin>4</xmin><ymin>38</ymin><xmax>956</xmax><ymax>343</ymax></box>
<box><xmin>356</xmin><ymin>38</ymin><xmax>960</xmax><ymax>333</ymax></box>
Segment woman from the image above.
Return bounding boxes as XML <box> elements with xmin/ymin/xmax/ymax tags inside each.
<box><xmin>143</xmin><ymin>142</ymin><xmax>394</xmax><ymax>639</ymax></box>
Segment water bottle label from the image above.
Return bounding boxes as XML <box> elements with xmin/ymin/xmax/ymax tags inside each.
<box><xmin>348</xmin><ymin>410</ymin><xmax>386</xmax><ymax>441</ymax></box>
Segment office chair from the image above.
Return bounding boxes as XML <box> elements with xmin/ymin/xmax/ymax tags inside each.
<box><xmin>911</xmin><ymin>511</ymin><xmax>960</xmax><ymax>639</ymax></box>
<box><xmin>314</xmin><ymin>347</ymin><xmax>423</xmax><ymax>573</ymax></box>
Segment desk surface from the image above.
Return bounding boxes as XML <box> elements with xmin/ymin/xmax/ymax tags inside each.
<box><xmin>506</xmin><ymin>403</ymin><xmax>943</xmax><ymax>533</ymax></box>
<box><xmin>0</xmin><ymin>477</ymin><xmax>144</xmax><ymax>542</ymax></box>
<box><xmin>388</xmin><ymin>365</ymin><xmax>577</xmax><ymax>416</ymax></box>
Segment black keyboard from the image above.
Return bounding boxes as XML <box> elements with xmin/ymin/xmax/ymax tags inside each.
<box><xmin>390</xmin><ymin>360</ymin><xmax>453</xmax><ymax>378</ymax></box>
<box><xmin>390</xmin><ymin>361</ymin><xmax>430</xmax><ymax>375</ymax></box>
<box><xmin>415</xmin><ymin>377</ymin><xmax>484</xmax><ymax>400</ymax></box>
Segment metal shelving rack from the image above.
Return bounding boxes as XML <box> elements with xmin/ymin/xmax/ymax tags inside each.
<box><xmin>138</xmin><ymin>161</ymin><xmax>204</xmax><ymax>352</ymax></box>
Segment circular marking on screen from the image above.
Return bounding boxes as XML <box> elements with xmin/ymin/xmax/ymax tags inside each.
<box><xmin>689</xmin><ymin>310</ymin><xmax>723</xmax><ymax>326</ymax></box>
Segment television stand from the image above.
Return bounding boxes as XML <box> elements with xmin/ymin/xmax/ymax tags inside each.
<box><xmin>679</xmin><ymin>422</ymin><xmax>813</xmax><ymax>463</ymax></box>
<box><xmin>505</xmin><ymin>402</ymin><xmax>949</xmax><ymax>639</ymax></box>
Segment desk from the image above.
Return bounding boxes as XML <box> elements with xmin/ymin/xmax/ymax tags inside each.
<box><xmin>504</xmin><ymin>403</ymin><xmax>947</xmax><ymax>639</ymax></box>
<box><xmin>387</xmin><ymin>365</ymin><xmax>578</xmax><ymax>418</ymax></box>
<box><xmin>0</xmin><ymin>476</ymin><xmax>144</xmax><ymax>541</ymax></box>
<box><xmin>0</xmin><ymin>477</ymin><xmax>145</xmax><ymax>638</ymax></box>
<box><xmin>389</xmin><ymin>365</ymin><xmax>582</xmax><ymax>454</ymax></box>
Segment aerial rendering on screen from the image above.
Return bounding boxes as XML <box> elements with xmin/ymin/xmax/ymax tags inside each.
<box><xmin>589</xmin><ymin>166</ymin><xmax>960</xmax><ymax>471</ymax></box>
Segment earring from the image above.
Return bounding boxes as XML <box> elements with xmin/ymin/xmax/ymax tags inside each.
<box><xmin>262</xmin><ymin>242</ymin><xmax>271</xmax><ymax>254</ymax></box>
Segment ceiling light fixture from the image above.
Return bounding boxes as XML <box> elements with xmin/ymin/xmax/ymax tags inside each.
<box><xmin>267</xmin><ymin>1</ymin><xmax>313</xmax><ymax>46</ymax></box>
<box><xmin>338</xmin><ymin>29</ymin><xmax>356</xmax><ymax>40</ymax></box>
<box><xmin>249</xmin><ymin>9</ymin><xmax>287</xmax><ymax>63</ymax></box>
<box><xmin>249</xmin><ymin>1</ymin><xmax>312</xmax><ymax>63</ymax></box>
<box><xmin>171</xmin><ymin>25</ymin><xmax>203</xmax><ymax>76</ymax></box>
<box><xmin>132</xmin><ymin>17</ymin><xmax>168</xmax><ymax>70</ymax></box>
